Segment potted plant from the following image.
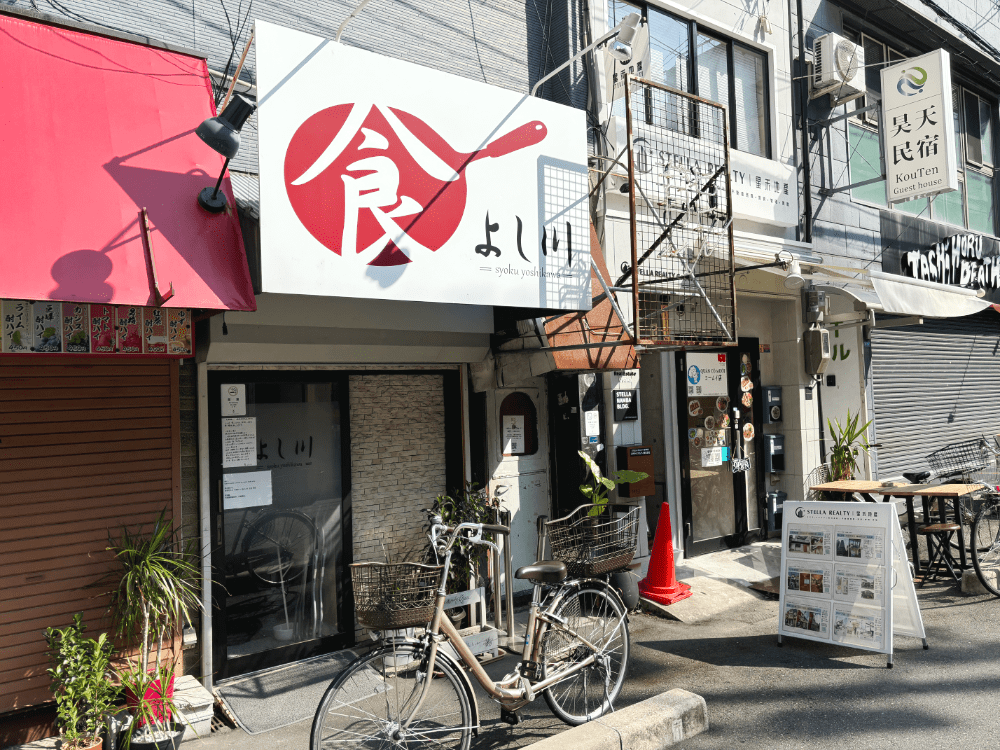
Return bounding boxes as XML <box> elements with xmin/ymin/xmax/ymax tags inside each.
<box><xmin>428</xmin><ymin>483</ymin><xmax>499</xmax><ymax>624</ymax></box>
<box><xmin>577</xmin><ymin>450</ymin><xmax>647</xmax><ymax>517</ymax></box>
<box><xmin>104</xmin><ymin>510</ymin><xmax>202</xmax><ymax>750</ymax></box>
<box><xmin>827</xmin><ymin>410</ymin><xmax>873</xmax><ymax>481</ymax></box>
<box><xmin>44</xmin><ymin>613</ymin><xmax>118</xmax><ymax>750</ymax></box>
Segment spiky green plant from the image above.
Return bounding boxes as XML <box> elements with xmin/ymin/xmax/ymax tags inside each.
<box><xmin>105</xmin><ymin>510</ymin><xmax>201</xmax><ymax>741</ymax></box>
<box><xmin>827</xmin><ymin>410</ymin><xmax>873</xmax><ymax>481</ymax></box>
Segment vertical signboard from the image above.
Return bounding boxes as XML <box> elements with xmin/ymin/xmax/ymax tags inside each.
<box><xmin>779</xmin><ymin>502</ymin><xmax>925</xmax><ymax>665</ymax></box>
<box><xmin>880</xmin><ymin>50</ymin><xmax>958</xmax><ymax>204</ymax></box>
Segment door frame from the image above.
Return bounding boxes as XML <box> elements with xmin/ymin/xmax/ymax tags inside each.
<box><xmin>207</xmin><ymin>370</ymin><xmax>354</xmax><ymax>680</ymax></box>
<box><xmin>676</xmin><ymin>339</ymin><xmax>764</xmax><ymax>557</ymax></box>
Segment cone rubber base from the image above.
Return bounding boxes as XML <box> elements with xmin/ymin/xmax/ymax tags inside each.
<box><xmin>638</xmin><ymin>579</ymin><xmax>692</xmax><ymax>606</ymax></box>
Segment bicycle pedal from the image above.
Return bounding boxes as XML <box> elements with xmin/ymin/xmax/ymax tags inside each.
<box><xmin>500</xmin><ymin>708</ymin><xmax>521</xmax><ymax>726</ymax></box>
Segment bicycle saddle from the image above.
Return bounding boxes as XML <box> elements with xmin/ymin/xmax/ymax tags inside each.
<box><xmin>514</xmin><ymin>560</ymin><xmax>567</xmax><ymax>583</ymax></box>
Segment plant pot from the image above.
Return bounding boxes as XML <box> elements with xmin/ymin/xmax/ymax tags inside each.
<box><xmin>446</xmin><ymin>608</ymin><xmax>466</xmax><ymax>627</ymax></box>
<box><xmin>62</xmin><ymin>736</ymin><xmax>104</xmax><ymax>750</ymax></box>
<box><xmin>126</xmin><ymin>722</ymin><xmax>186</xmax><ymax>750</ymax></box>
<box><xmin>272</xmin><ymin>623</ymin><xmax>295</xmax><ymax>641</ymax></box>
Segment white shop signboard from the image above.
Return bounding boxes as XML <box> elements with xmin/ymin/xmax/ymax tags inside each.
<box><xmin>256</xmin><ymin>20</ymin><xmax>591</xmax><ymax>309</ymax></box>
<box><xmin>880</xmin><ymin>50</ymin><xmax>959</xmax><ymax>204</ymax></box>
<box><xmin>778</xmin><ymin>502</ymin><xmax>926</xmax><ymax>666</ymax></box>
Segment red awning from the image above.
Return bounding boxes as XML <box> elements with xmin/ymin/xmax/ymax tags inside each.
<box><xmin>0</xmin><ymin>14</ymin><xmax>255</xmax><ymax>311</ymax></box>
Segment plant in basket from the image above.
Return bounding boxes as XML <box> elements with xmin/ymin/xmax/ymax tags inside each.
<box><xmin>827</xmin><ymin>410</ymin><xmax>872</xmax><ymax>481</ymax></box>
<box><xmin>104</xmin><ymin>510</ymin><xmax>202</xmax><ymax>749</ymax></box>
<box><xmin>44</xmin><ymin>613</ymin><xmax>118</xmax><ymax>750</ymax></box>
<box><xmin>577</xmin><ymin>451</ymin><xmax>647</xmax><ymax>517</ymax></box>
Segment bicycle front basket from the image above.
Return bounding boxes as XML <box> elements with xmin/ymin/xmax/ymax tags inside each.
<box><xmin>545</xmin><ymin>505</ymin><xmax>640</xmax><ymax>577</ymax></box>
<box><xmin>351</xmin><ymin>562</ymin><xmax>442</xmax><ymax>630</ymax></box>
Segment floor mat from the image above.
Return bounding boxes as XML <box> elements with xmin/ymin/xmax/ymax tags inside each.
<box><xmin>214</xmin><ymin>650</ymin><xmax>366</xmax><ymax>734</ymax></box>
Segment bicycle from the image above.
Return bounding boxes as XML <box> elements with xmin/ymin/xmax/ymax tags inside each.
<box><xmin>310</xmin><ymin>504</ymin><xmax>636</xmax><ymax>749</ymax></box>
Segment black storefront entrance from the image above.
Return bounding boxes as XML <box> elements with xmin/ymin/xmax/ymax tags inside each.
<box><xmin>208</xmin><ymin>371</ymin><xmax>354</xmax><ymax>679</ymax></box>
<box><xmin>675</xmin><ymin>339</ymin><xmax>765</xmax><ymax>557</ymax></box>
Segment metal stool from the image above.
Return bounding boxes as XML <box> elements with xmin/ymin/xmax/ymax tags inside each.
<box><xmin>916</xmin><ymin>523</ymin><xmax>962</xmax><ymax>585</ymax></box>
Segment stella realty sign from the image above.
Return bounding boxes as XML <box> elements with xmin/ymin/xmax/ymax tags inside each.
<box><xmin>880</xmin><ymin>50</ymin><xmax>958</xmax><ymax>203</ymax></box>
<box><xmin>256</xmin><ymin>21</ymin><xmax>591</xmax><ymax>309</ymax></box>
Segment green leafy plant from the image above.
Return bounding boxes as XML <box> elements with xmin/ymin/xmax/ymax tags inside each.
<box><xmin>429</xmin><ymin>482</ymin><xmax>501</xmax><ymax>595</ymax></box>
<box><xmin>44</xmin><ymin>613</ymin><xmax>118</xmax><ymax>750</ymax></box>
<box><xmin>578</xmin><ymin>450</ymin><xmax>648</xmax><ymax>516</ymax></box>
<box><xmin>104</xmin><ymin>510</ymin><xmax>202</xmax><ymax>743</ymax></box>
<box><xmin>827</xmin><ymin>410</ymin><xmax>873</xmax><ymax>481</ymax></box>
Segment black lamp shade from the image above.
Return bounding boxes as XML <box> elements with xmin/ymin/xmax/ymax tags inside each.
<box><xmin>196</xmin><ymin>94</ymin><xmax>256</xmax><ymax>160</ymax></box>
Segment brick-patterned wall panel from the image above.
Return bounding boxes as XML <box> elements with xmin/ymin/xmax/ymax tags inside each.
<box><xmin>349</xmin><ymin>374</ymin><xmax>445</xmax><ymax>566</ymax></box>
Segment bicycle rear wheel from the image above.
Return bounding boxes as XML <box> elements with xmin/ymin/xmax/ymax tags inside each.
<box><xmin>311</xmin><ymin>642</ymin><xmax>473</xmax><ymax>750</ymax></box>
<box><xmin>244</xmin><ymin>510</ymin><xmax>316</xmax><ymax>586</ymax></box>
<box><xmin>971</xmin><ymin>501</ymin><xmax>1000</xmax><ymax>597</ymax></box>
<box><xmin>540</xmin><ymin>583</ymin><xmax>630</xmax><ymax>726</ymax></box>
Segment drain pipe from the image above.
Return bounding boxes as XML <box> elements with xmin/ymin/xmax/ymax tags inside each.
<box><xmin>794</xmin><ymin>0</ymin><xmax>813</xmax><ymax>243</ymax></box>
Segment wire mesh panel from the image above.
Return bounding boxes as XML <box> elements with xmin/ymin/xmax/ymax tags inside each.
<box><xmin>621</xmin><ymin>76</ymin><xmax>736</xmax><ymax>347</ymax></box>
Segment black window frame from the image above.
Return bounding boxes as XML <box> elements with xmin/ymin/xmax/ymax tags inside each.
<box><xmin>608</xmin><ymin>1</ymin><xmax>773</xmax><ymax>159</ymax></box>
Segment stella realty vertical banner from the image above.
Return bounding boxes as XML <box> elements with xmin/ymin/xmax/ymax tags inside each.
<box><xmin>880</xmin><ymin>50</ymin><xmax>958</xmax><ymax>204</ymax></box>
<box><xmin>255</xmin><ymin>20</ymin><xmax>591</xmax><ymax>310</ymax></box>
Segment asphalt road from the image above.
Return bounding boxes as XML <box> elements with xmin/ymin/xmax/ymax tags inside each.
<box><xmin>197</xmin><ymin>578</ymin><xmax>999</xmax><ymax>750</ymax></box>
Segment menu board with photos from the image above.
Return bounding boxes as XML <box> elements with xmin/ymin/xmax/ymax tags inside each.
<box><xmin>779</xmin><ymin>501</ymin><xmax>926</xmax><ymax>664</ymax></box>
<box><xmin>1</xmin><ymin>300</ymin><xmax>193</xmax><ymax>356</ymax></box>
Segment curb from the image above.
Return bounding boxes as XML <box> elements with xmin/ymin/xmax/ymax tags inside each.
<box><xmin>518</xmin><ymin>689</ymin><xmax>708</xmax><ymax>750</ymax></box>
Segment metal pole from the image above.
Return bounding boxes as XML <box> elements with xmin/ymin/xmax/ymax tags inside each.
<box><xmin>336</xmin><ymin>0</ymin><xmax>377</xmax><ymax>42</ymax></box>
<box><xmin>219</xmin><ymin>28</ymin><xmax>254</xmax><ymax>113</ymax></box>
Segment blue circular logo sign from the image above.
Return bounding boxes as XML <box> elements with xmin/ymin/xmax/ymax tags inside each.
<box><xmin>687</xmin><ymin>365</ymin><xmax>701</xmax><ymax>385</ymax></box>
<box><xmin>896</xmin><ymin>66</ymin><xmax>927</xmax><ymax>96</ymax></box>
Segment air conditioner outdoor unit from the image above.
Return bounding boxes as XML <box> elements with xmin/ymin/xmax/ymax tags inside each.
<box><xmin>813</xmin><ymin>33</ymin><xmax>865</xmax><ymax>100</ymax></box>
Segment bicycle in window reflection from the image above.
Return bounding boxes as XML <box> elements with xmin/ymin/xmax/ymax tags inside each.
<box><xmin>223</xmin><ymin>505</ymin><xmax>318</xmax><ymax>588</ymax></box>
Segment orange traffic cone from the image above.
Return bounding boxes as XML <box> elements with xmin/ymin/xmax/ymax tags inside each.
<box><xmin>638</xmin><ymin>502</ymin><xmax>692</xmax><ymax>606</ymax></box>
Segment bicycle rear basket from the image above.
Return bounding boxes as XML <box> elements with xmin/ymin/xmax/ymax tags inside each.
<box><xmin>351</xmin><ymin>562</ymin><xmax>442</xmax><ymax>629</ymax></box>
<box><xmin>545</xmin><ymin>505</ymin><xmax>640</xmax><ymax>577</ymax></box>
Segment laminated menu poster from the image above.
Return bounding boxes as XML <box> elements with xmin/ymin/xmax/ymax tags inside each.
<box><xmin>779</xmin><ymin>501</ymin><xmax>926</xmax><ymax>663</ymax></box>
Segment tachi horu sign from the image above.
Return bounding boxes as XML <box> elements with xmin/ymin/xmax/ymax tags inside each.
<box><xmin>255</xmin><ymin>21</ymin><xmax>591</xmax><ymax>309</ymax></box>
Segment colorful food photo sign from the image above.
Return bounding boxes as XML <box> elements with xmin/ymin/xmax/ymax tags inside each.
<box><xmin>1</xmin><ymin>300</ymin><xmax>192</xmax><ymax>356</ymax></box>
<box><xmin>255</xmin><ymin>20</ymin><xmax>591</xmax><ymax>310</ymax></box>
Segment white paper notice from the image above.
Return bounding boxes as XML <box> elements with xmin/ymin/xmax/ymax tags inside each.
<box><xmin>222</xmin><ymin>384</ymin><xmax>247</xmax><ymax>416</ymax></box>
<box><xmin>503</xmin><ymin>415</ymin><xmax>525</xmax><ymax>454</ymax></box>
<box><xmin>584</xmin><ymin>410</ymin><xmax>601</xmax><ymax>437</ymax></box>
<box><xmin>701</xmin><ymin>447</ymin><xmax>722</xmax><ymax>467</ymax></box>
<box><xmin>223</xmin><ymin>471</ymin><xmax>273</xmax><ymax>510</ymax></box>
<box><xmin>222</xmin><ymin>417</ymin><xmax>257</xmax><ymax>468</ymax></box>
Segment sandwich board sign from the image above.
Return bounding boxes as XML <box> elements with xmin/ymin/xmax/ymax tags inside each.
<box><xmin>778</xmin><ymin>502</ymin><xmax>926</xmax><ymax>667</ymax></box>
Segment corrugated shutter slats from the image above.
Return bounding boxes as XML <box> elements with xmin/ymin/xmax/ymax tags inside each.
<box><xmin>0</xmin><ymin>359</ymin><xmax>179</xmax><ymax>714</ymax></box>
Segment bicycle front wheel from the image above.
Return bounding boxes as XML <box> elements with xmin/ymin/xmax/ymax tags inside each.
<box><xmin>971</xmin><ymin>501</ymin><xmax>1000</xmax><ymax>598</ymax></box>
<box><xmin>540</xmin><ymin>584</ymin><xmax>630</xmax><ymax>726</ymax></box>
<box><xmin>311</xmin><ymin>642</ymin><xmax>473</xmax><ymax>750</ymax></box>
<box><xmin>244</xmin><ymin>510</ymin><xmax>316</xmax><ymax>586</ymax></box>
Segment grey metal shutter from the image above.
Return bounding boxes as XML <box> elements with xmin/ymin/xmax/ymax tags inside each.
<box><xmin>870</xmin><ymin>310</ymin><xmax>1000</xmax><ymax>479</ymax></box>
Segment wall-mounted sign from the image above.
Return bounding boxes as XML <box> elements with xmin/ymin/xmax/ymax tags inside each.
<box><xmin>686</xmin><ymin>352</ymin><xmax>727</xmax><ymax>397</ymax></box>
<box><xmin>880</xmin><ymin>210</ymin><xmax>1000</xmax><ymax>302</ymax></box>
<box><xmin>222</xmin><ymin>384</ymin><xmax>247</xmax><ymax>417</ymax></box>
<box><xmin>502</xmin><ymin>415</ymin><xmax>525</xmax><ymax>455</ymax></box>
<box><xmin>613</xmin><ymin>389</ymin><xmax>639</xmax><ymax>421</ymax></box>
<box><xmin>880</xmin><ymin>50</ymin><xmax>959</xmax><ymax>204</ymax></box>
<box><xmin>256</xmin><ymin>21</ymin><xmax>590</xmax><ymax>310</ymax></box>
<box><xmin>729</xmin><ymin>151</ymin><xmax>798</xmax><ymax>227</ymax></box>
<box><xmin>1</xmin><ymin>300</ymin><xmax>192</xmax><ymax>356</ymax></box>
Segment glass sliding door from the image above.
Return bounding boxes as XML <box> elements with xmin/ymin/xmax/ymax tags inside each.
<box><xmin>209</xmin><ymin>372</ymin><xmax>352</xmax><ymax>679</ymax></box>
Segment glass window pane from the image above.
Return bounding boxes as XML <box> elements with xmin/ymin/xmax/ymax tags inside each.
<box><xmin>696</xmin><ymin>34</ymin><xmax>729</xmax><ymax>107</ymax></box>
<box><xmin>953</xmin><ymin>85</ymin><xmax>963</xmax><ymax>163</ymax></box>
<box><xmin>980</xmin><ymin>98</ymin><xmax>993</xmax><ymax>166</ymax></box>
<box><xmin>862</xmin><ymin>36</ymin><xmax>884</xmax><ymax>97</ymax></box>
<box><xmin>967</xmin><ymin>170</ymin><xmax>995</xmax><ymax>235</ymax></box>
<box><xmin>964</xmin><ymin>90</ymin><xmax>983</xmax><ymax>164</ymax></box>
<box><xmin>647</xmin><ymin>7</ymin><xmax>690</xmax><ymax>92</ymax></box>
<box><xmin>896</xmin><ymin>196</ymin><xmax>930</xmax><ymax>217</ymax></box>
<box><xmin>733</xmin><ymin>45</ymin><xmax>767</xmax><ymax>157</ymax></box>
<box><xmin>849</xmin><ymin>123</ymin><xmax>886</xmax><ymax>205</ymax></box>
<box><xmin>932</xmin><ymin>181</ymin><xmax>966</xmax><ymax>228</ymax></box>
